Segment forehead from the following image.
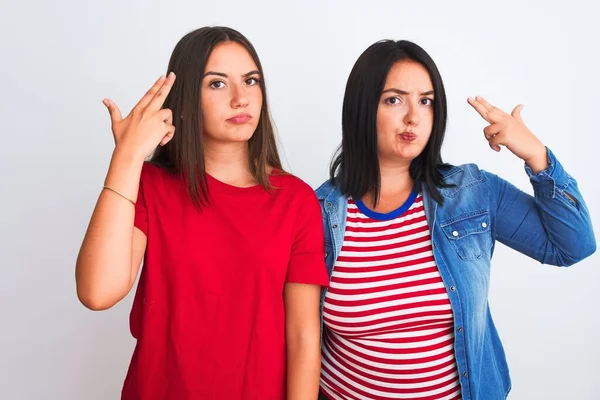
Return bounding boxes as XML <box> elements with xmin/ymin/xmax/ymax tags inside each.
<box><xmin>384</xmin><ymin>60</ymin><xmax>433</xmax><ymax>89</ymax></box>
<box><xmin>204</xmin><ymin>41</ymin><xmax>258</xmax><ymax>74</ymax></box>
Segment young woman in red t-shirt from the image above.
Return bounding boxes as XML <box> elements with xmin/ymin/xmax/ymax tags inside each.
<box><xmin>76</xmin><ymin>26</ymin><xmax>329</xmax><ymax>399</ymax></box>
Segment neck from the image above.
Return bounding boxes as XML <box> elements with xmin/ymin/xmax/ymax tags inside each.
<box><xmin>203</xmin><ymin>138</ymin><xmax>255</xmax><ymax>186</ymax></box>
<box><xmin>362</xmin><ymin>158</ymin><xmax>414</xmax><ymax>210</ymax></box>
<box><xmin>378</xmin><ymin>158</ymin><xmax>414</xmax><ymax>197</ymax></box>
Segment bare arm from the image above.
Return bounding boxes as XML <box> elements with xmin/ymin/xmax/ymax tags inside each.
<box><xmin>75</xmin><ymin>73</ymin><xmax>176</xmax><ymax>310</ymax></box>
<box><xmin>285</xmin><ymin>282</ymin><xmax>322</xmax><ymax>400</ymax></box>
<box><xmin>76</xmin><ymin>151</ymin><xmax>147</xmax><ymax>310</ymax></box>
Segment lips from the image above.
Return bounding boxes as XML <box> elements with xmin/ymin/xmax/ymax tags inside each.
<box><xmin>400</xmin><ymin>132</ymin><xmax>416</xmax><ymax>141</ymax></box>
<box><xmin>227</xmin><ymin>113</ymin><xmax>252</xmax><ymax>124</ymax></box>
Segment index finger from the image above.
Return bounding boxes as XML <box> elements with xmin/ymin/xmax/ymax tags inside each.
<box><xmin>467</xmin><ymin>96</ymin><xmax>493</xmax><ymax>123</ymax></box>
<box><xmin>147</xmin><ymin>72</ymin><xmax>176</xmax><ymax>112</ymax></box>
<box><xmin>133</xmin><ymin>75</ymin><xmax>166</xmax><ymax>111</ymax></box>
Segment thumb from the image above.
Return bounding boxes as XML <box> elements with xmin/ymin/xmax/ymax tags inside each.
<box><xmin>102</xmin><ymin>99</ymin><xmax>123</xmax><ymax>124</ymax></box>
<box><xmin>511</xmin><ymin>104</ymin><xmax>524</xmax><ymax>122</ymax></box>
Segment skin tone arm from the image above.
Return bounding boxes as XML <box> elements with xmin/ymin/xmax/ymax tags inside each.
<box><xmin>75</xmin><ymin>74</ymin><xmax>176</xmax><ymax>310</ymax></box>
<box><xmin>284</xmin><ymin>283</ymin><xmax>323</xmax><ymax>400</ymax></box>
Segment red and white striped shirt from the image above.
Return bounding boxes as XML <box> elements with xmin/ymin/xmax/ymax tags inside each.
<box><xmin>320</xmin><ymin>194</ymin><xmax>462</xmax><ymax>400</ymax></box>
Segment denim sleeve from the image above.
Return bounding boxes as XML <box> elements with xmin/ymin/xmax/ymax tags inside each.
<box><xmin>484</xmin><ymin>147</ymin><xmax>596</xmax><ymax>266</ymax></box>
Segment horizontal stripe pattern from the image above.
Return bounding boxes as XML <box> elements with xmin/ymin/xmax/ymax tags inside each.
<box><xmin>321</xmin><ymin>196</ymin><xmax>461</xmax><ymax>400</ymax></box>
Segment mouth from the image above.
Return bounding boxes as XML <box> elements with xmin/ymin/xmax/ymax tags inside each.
<box><xmin>227</xmin><ymin>113</ymin><xmax>252</xmax><ymax>124</ymax></box>
<box><xmin>399</xmin><ymin>131</ymin><xmax>416</xmax><ymax>142</ymax></box>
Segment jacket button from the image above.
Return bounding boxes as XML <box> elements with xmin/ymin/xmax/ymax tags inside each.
<box><xmin>452</xmin><ymin>231</ymin><xmax>459</xmax><ymax>237</ymax></box>
<box><xmin>481</xmin><ymin>222</ymin><xmax>487</xmax><ymax>228</ymax></box>
<box><xmin>450</xmin><ymin>286</ymin><xmax>456</xmax><ymax>292</ymax></box>
<box><xmin>333</xmin><ymin>224</ymin><xmax>338</xmax><ymax>229</ymax></box>
<box><xmin>326</xmin><ymin>202</ymin><xmax>333</xmax><ymax>209</ymax></box>
<box><xmin>462</xmin><ymin>371</ymin><xmax>468</xmax><ymax>378</ymax></box>
<box><xmin>457</xmin><ymin>326</ymin><xmax>463</xmax><ymax>333</ymax></box>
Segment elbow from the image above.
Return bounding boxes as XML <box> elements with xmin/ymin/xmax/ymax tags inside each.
<box><xmin>76</xmin><ymin>281</ymin><xmax>126</xmax><ymax>311</ymax></box>
<box><xmin>77</xmin><ymin>290</ymin><xmax>118</xmax><ymax>311</ymax></box>
<box><xmin>558</xmin><ymin>238</ymin><xmax>597</xmax><ymax>267</ymax></box>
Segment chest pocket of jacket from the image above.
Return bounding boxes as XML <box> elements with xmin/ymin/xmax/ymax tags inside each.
<box><xmin>440</xmin><ymin>210</ymin><xmax>492</xmax><ymax>261</ymax></box>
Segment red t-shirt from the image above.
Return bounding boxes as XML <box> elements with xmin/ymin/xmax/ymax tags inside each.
<box><xmin>121</xmin><ymin>163</ymin><xmax>329</xmax><ymax>399</ymax></box>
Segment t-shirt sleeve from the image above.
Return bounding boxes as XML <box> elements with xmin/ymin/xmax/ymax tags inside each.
<box><xmin>133</xmin><ymin>165</ymin><xmax>149</xmax><ymax>236</ymax></box>
<box><xmin>286</xmin><ymin>192</ymin><xmax>330</xmax><ymax>287</ymax></box>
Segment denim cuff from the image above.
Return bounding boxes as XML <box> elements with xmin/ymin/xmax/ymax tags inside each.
<box><xmin>525</xmin><ymin>147</ymin><xmax>571</xmax><ymax>199</ymax></box>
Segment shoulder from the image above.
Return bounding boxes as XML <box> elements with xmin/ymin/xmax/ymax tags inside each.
<box><xmin>440</xmin><ymin>163</ymin><xmax>484</xmax><ymax>183</ymax></box>
<box><xmin>315</xmin><ymin>178</ymin><xmax>337</xmax><ymax>200</ymax></box>
<box><xmin>140</xmin><ymin>161</ymin><xmax>170</xmax><ymax>180</ymax></box>
<box><xmin>438</xmin><ymin>163</ymin><xmax>492</xmax><ymax>194</ymax></box>
<box><xmin>271</xmin><ymin>171</ymin><xmax>318</xmax><ymax>201</ymax></box>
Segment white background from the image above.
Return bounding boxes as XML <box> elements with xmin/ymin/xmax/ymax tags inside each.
<box><xmin>1</xmin><ymin>0</ymin><xmax>598</xmax><ymax>398</ymax></box>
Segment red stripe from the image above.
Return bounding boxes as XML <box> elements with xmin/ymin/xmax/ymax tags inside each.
<box><xmin>325</xmin><ymin>286</ymin><xmax>449</xmax><ymax>308</ymax></box>
<box><xmin>343</xmin><ymin>223</ymin><xmax>429</xmax><ymax>242</ymax></box>
<box><xmin>324</xmin><ymin>298</ymin><xmax>451</xmax><ymax>319</ymax></box>
<box><xmin>336</xmin><ymin>242</ymin><xmax>432</xmax><ymax>263</ymax></box>
<box><xmin>342</xmin><ymin>234</ymin><xmax>432</xmax><ymax>253</ymax></box>
<box><xmin>345</xmin><ymin>214</ymin><xmax>428</xmax><ymax>234</ymax></box>
<box><xmin>327</xmin><ymin>276</ymin><xmax>444</xmax><ymax>296</ymax></box>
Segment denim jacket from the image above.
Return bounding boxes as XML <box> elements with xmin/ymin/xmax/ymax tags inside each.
<box><xmin>315</xmin><ymin>148</ymin><xmax>596</xmax><ymax>400</ymax></box>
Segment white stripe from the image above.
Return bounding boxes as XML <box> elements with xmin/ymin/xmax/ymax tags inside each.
<box><xmin>324</xmin><ymin>293</ymin><xmax>450</xmax><ymax>313</ymax></box>
<box><xmin>333</xmin><ymin>260</ymin><xmax>437</xmax><ymax>279</ymax></box>
<box><xmin>344</xmin><ymin>219</ymin><xmax>429</xmax><ymax>238</ymax></box>
<box><xmin>324</xmin><ymin>313</ymin><xmax>453</xmax><ymax>334</ymax></box>
<box><xmin>325</xmin><ymin>352</ymin><xmax>460</xmax><ymax>390</ymax></box>
<box><xmin>323</xmin><ymin>345</ymin><xmax>458</xmax><ymax>380</ymax></box>
<box><xmin>345</xmin><ymin>208</ymin><xmax>426</xmax><ymax>229</ymax></box>
<box><xmin>329</xmin><ymin>271</ymin><xmax>442</xmax><ymax>290</ymax></box>
<box><xmin>325</xmin><ymin>281</ymin><xmax>446</xmax><ymax>302</ymax></box>
<box><xmin>334</xmin><ymin>249</ymin><xmax>434</xmax><ymax>268</ymax></box>
<box><xmin>321</xmin><ymin>367</ymin><xmax>461</xmax><ymax>399</ymax></box>
<box><xmin>324</xmin><ymin>343</ymin><xmax>458</xmax><ymax>372</ymax></box>
<box><xmin>340</xmin><ymin>228</ymin><xmax>431</xmax><ymax>248</ymax></box>
<box><xmin>356</xmin><ymin>332</ymin><xmax>455</xmax><ymax>351</ymax></box>
<box><xmin>324</xmin><ymin>304</ymin><xmax>453</xmax><ymax>325</ymax></box>
<box><xmin>340</xmin><ymin>239</ymin><xmax>432</xmax><ymax>258</ymax></box>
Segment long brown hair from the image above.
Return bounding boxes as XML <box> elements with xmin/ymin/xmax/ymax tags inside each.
<box><xmin>152</xmin><ymin>26</ymin><xmax>283</xmax><ymax>208</ymax></box>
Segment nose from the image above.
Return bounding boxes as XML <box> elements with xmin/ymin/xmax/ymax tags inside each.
<box><xmin>403</xmin><ymin>101</ymin><xmax>420</xmax><ymax>127</ymax></box>
<box><xmin>230</xmin><ymin>84</ymin><xmax>249</xmax><ymax>109</ymax></box>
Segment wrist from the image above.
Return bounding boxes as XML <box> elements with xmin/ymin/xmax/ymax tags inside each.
<box><xmin>524</xmin><ymin>145</ymin><xmax>548</xmax><ymax>174</ymax></box>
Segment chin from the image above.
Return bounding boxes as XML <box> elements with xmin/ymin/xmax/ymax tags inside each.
<box><xmin>226</xmin><ymin>127</ymin><xmax>256</xmax><ymax>142</ymax></box>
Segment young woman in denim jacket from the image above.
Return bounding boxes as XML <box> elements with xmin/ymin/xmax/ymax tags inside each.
<box><xmin>316</xmin><ymin>40</ymin><xmax>596</xmax><ymax>400</ymax></box>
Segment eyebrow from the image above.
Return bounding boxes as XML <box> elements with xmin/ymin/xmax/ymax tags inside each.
<box><xmin>382</xmin><ymin>88</ymin><xmax>435</xmax><ymax>96</ymax></box>
<box><xmin>203</xmin><ymin>70</ymin><xmax>260</xmax><ymax>78</ymax></box>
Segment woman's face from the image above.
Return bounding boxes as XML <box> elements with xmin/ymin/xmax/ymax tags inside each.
<box><xmin>376</xmin><ymin>60</ymin><xmax>435</xmax><ymax>164</ymax></box>
<box><xmin>200</xmin><ymin>41</ymin><xmax>263</xmax><ymax>144</ymax></box>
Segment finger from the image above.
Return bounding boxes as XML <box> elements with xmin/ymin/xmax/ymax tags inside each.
<box><xmin>102</xmin><ymin>99</ymin><xmax>122</xmax><ymax>124</ymax></box>
<box><xmin>134</xmin><ymin>75</ymin><xmax>167</xmax><ymax>111</ymax></box>
<box><xmin>488</xmin><ymin>133</ymin><xmax>503</xmax><ymax>152</ymax></box>
<box><xmin>467</xmin><ymin>97</ymin><xmax>495</xmax><ymax>124</ymax></box>
<box><xmin>160</xmin><ymin>125</ymin><xmax>176</xmax><ymax>146</ymax></box>
<box><xmin>158</xmin><ymin>108</ymin><xmax>173</xmax><ymax>125</ymax></box>
<box><xmin>483</xmin><ymin>124</ymin><xmax>501</xmax><ymax>140</ymax></box>
<box><xmin>475</xmin><ymin>96</ymin><xmax>495</xmax><ymax>113</ymax></box>
<box><xmin>147</xmin><ymin>72</ymin><xmax>176</xmax><ymax>112</ymax></box>
<box><xmin>511</xmin><ymin>104</ymin><xmax>524</xmax><ymax>122</ymax></box>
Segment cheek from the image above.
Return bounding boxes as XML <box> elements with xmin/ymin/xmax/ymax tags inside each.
<box><xmin>376</xmin><ymin>108</ymin><xmax>398</xmax><ymax>137</ymax></box>
<box><xmin>250</xmin><ymin>89</ymin><xmax>263</xmax><ymax>112</ymax></box>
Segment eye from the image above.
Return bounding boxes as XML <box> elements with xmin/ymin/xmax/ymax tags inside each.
<box><xmin>245</xmin><ymin>76</ymin><xmax>260</xmax><ymax>86</ymax></box>
<box><xmin>385</xmin><ymin>96</ymin><xmax>401</xmax><ymax>105</ymax></box>
<box><xmin>420</xmin><ymin>98</ymin><xmax>434</xmax><ymax>106</ymax></box>
<box><xmin>209</xmin><ymin>80</ymin><xmax>226</xmax><ymax>89</ymax></box>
